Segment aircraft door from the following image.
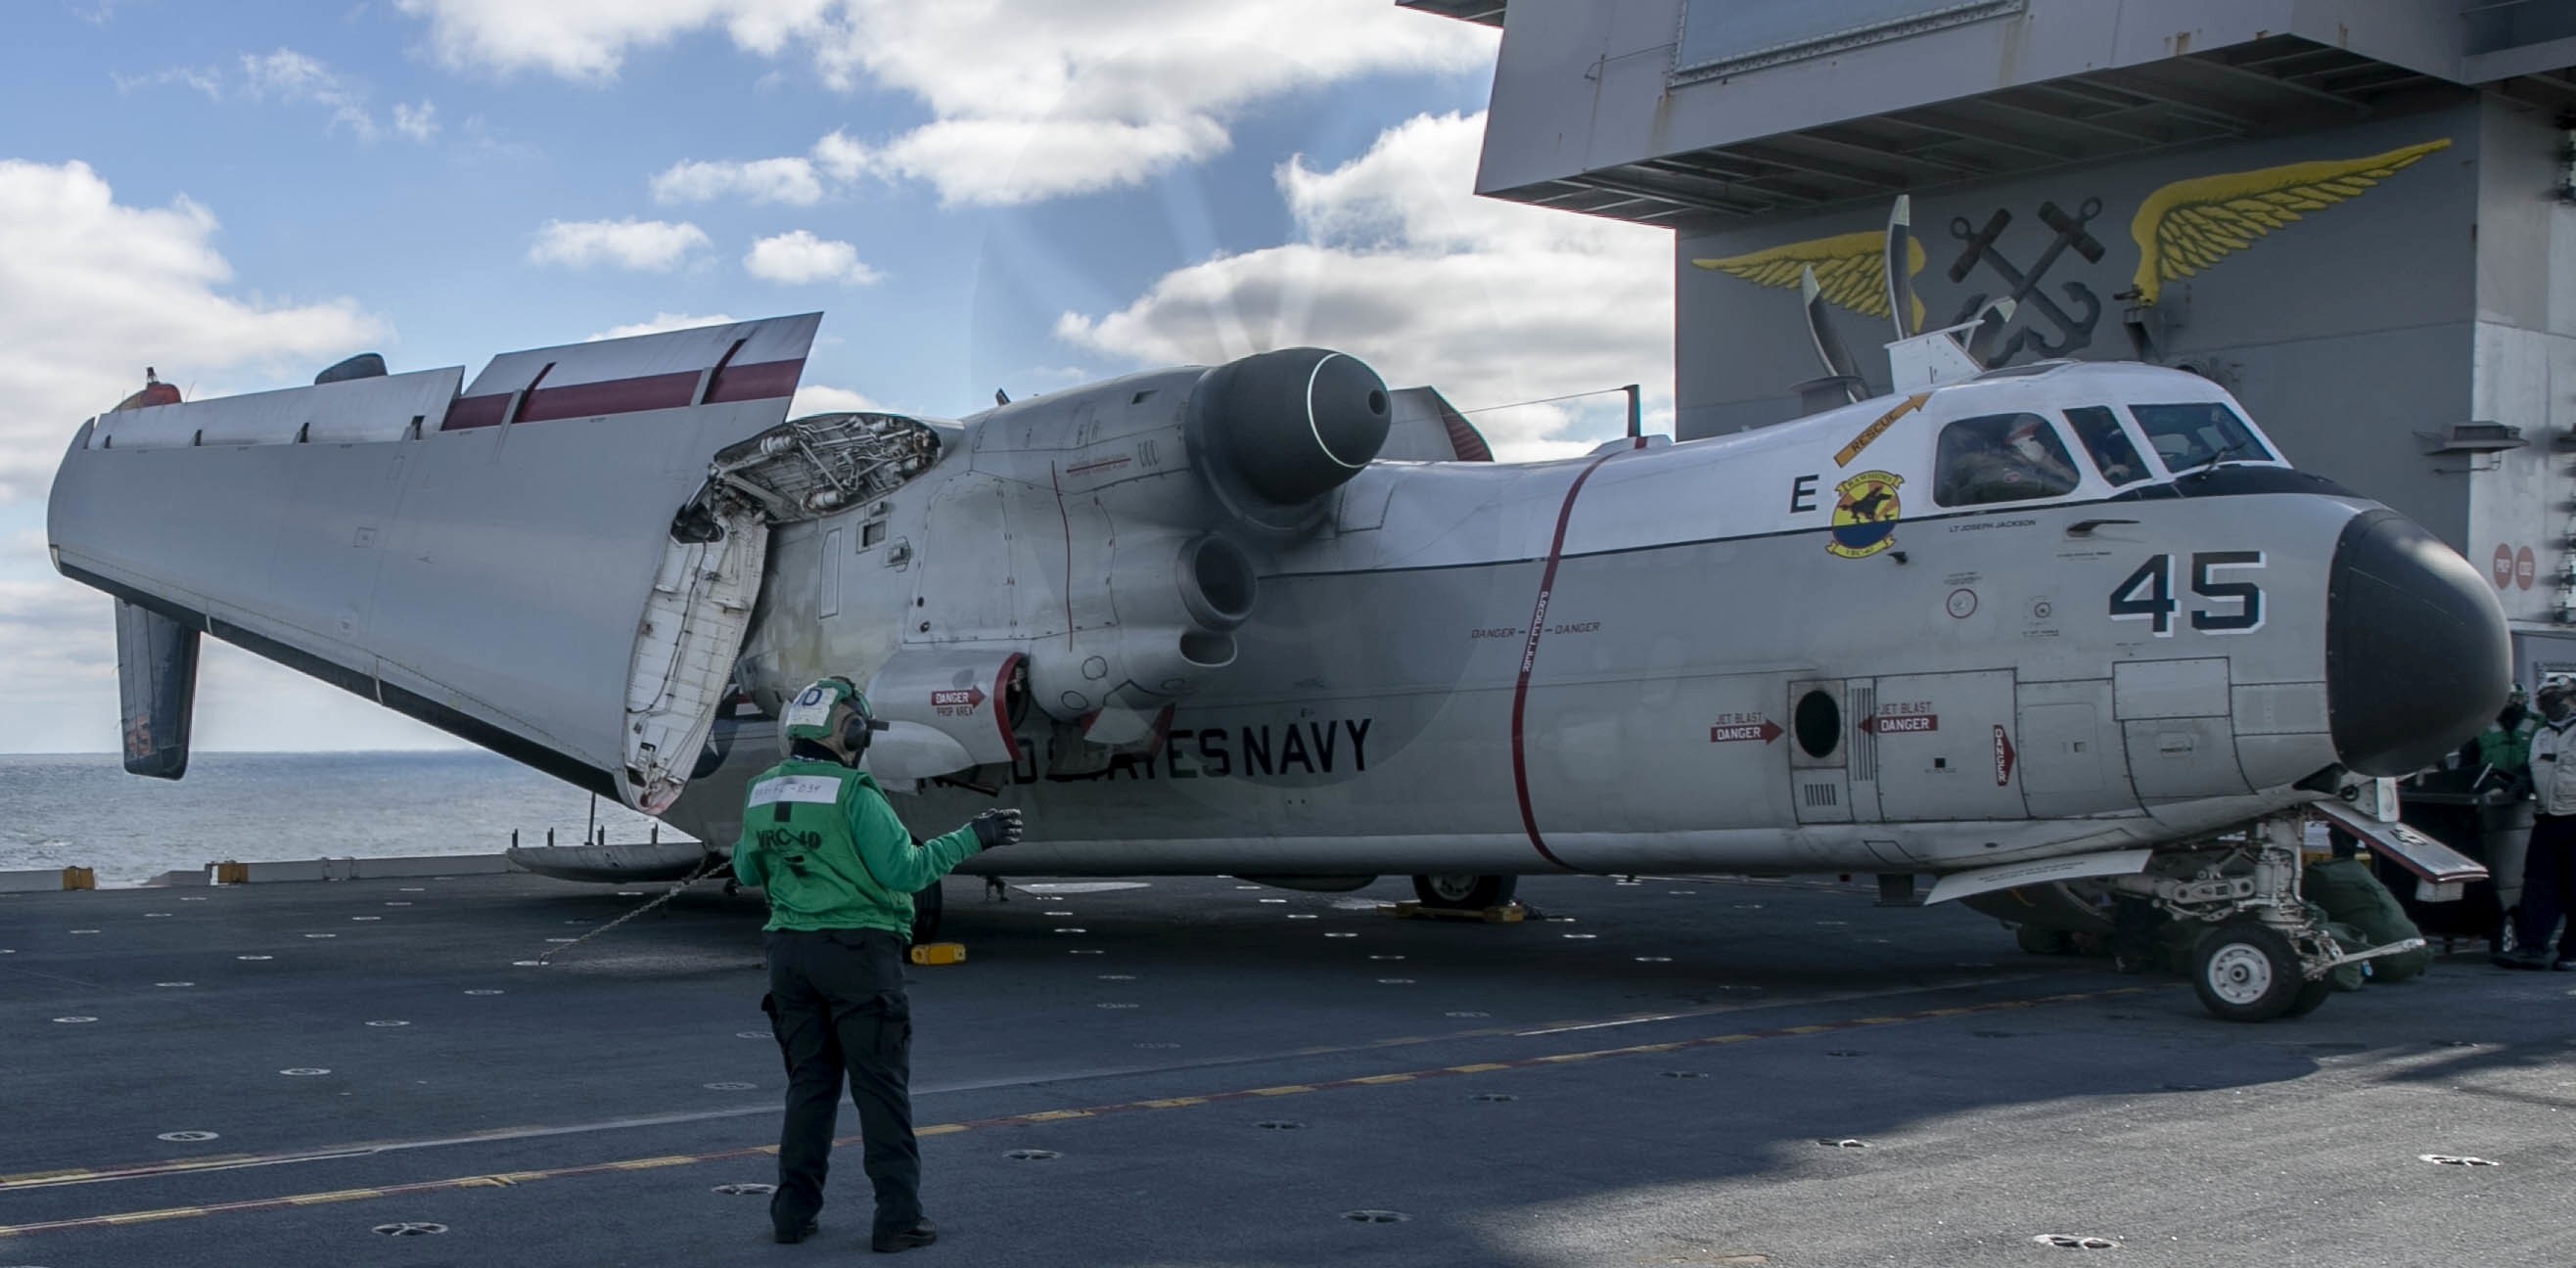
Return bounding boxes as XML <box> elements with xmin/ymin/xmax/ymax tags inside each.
<box><xmin>1869</xmin><ymin>670</ymin><xmax>2027</xmax><ymax>822</ymax></box>
<box><xmin>2016</xmin><ymin>679</ymin><xmax>2129</xmax><ymax>818</ymax></box>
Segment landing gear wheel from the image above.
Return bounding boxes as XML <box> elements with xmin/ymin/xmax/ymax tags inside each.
<box><xmin>910</xmin><ymin>880</ymin><xmax>944</xmax><ymax>945</ymax></box>
<box><xmin>1412</xmin><ymin>874</ymin><xmax>1517</xmax><ymax>911</ymax></box>
<box><xmin>2190</xmin><ymin>920</ymin><xmax>2305</xmax><ymax>1022</ymax></box>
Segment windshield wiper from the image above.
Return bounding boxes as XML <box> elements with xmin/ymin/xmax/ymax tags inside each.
<box><xmin>2179</xmin><ymin>435</ymin><xmax>2252</xmax><ymax>477</ymax></box>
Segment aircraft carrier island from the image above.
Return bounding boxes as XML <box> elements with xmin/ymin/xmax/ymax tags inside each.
<box><xmin>19</xmin><ymin>0</ymin><xmax>2576</xmax><ymax>1262</ymax></box>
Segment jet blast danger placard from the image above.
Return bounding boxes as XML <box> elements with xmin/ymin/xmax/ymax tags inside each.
<box><xmin>1863</xmin><ymin>702</ymin><xmax>1938</xmax><ymax>735</ymax></box>
<box><xmin>1708</xmin><ymin>712</ymin><xmax>1782</xmax><ymax>744</ymax></box>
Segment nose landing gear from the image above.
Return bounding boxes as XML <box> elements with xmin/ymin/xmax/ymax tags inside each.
<box><xmin>2107</xmin><ymin>814</ymin><xmax>2424</xmax><ymax>1021</ymax></box>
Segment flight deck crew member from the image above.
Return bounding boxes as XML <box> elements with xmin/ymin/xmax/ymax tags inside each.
<box><xmin>2462</xmin><ymin>685</ymin><xmax>2537</xmax><ymax>793</ymax></box>
<box><xmin>734</xmin><ymin>676</ymin><xmax>1024</xmax><ymax>1251</ymax></box>
<box><xmin>2499</xmin><ymin>678</ymin><xmax>2576</xmax><ymax>971</ymax></box>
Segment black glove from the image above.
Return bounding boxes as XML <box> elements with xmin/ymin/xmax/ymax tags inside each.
<box><xmin>971</xmin><ymin>808</ymin><xmax>1024</xmax><ymax>850</ymax></box>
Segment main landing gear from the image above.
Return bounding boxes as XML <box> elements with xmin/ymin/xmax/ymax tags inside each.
<box><xmin>1410</xmin><ymin>874</ymin><xmax>1518</xmax><ymax>912</ymax></box>
<box><xmin>2101</xmin><ymin>814</ymin><xmax>2421</xmax><ymax>1021</ymax></box>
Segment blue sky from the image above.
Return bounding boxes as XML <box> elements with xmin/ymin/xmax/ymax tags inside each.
<box><xmin>0</xmin><ymin>0</ymin><xmax>1676</xmax><ymax>751</ymax></box>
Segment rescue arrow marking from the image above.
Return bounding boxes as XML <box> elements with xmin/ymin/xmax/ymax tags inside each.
<box><xmin>1835</xmin><ymin>393</ymin><xmax>1928</xmax><ymax>468</ymax></box>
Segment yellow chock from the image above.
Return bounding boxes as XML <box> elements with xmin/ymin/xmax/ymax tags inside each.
<box><xmin>213</xmin><ymin>862</ymin><xmax>250</xmax><ymax>885</ymax></box>
<box><xmin>1382</xmin><ymin>901</ymin><xmax>1526</xmax><ymax>925</ymax></box>
<box><xmin>61</xmin><ymin>867</ymin><xmax>95</xmax><ymax>891</ymax></box>
<box><xmin>907</xmin><ymin>942</ymin><xmax>967</xmax><ymax>967</ymax></box>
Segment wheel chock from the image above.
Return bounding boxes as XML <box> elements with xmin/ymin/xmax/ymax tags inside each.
<box><xmin>907</xmin><ymin>942</ymin><xmax>968</xmax><ymax>966</ymax></box>
<box><xmin>1381</xmin><ymin>901</ymin><xmax>1526</xmax><ymax>924</ymax></box>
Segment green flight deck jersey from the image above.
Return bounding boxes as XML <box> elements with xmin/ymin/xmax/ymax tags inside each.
<box><xmin>2472</xmin><ymin>716</ymin><xmax>2537</xmax><ymax>780</ymax></box>
<box><xmin>730</xmin><ymin>758</ymin><xmax>984</xmax><ymax>936</ymax></box>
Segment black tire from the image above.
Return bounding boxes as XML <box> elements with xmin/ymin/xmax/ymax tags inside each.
<box><xmin>1411</xmin><ymin>874</ymin><xmax>1517</xmax><ymax>910</ymax></box>
<box><xmin>2281</xmin><ymin>976</ymin><xmax>2333</xmax><ymax>1019</ymax></box>
<box><xmin>2190</xmin><ymin>920</ymin><xmax>2305</xmax><ymax>1022</ymax></box>
<box><xmin>910</xmin><ymin>879</ymin><xmax>944</xmax><ymax>945</ymax></box>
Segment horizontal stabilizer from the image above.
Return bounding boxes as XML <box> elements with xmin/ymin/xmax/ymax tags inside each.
<box><xmin>114</xmin><ymin>599</ymin><xmax>199</xmax><ymax>780</ymax></box>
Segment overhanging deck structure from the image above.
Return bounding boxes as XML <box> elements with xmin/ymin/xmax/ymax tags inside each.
<box><xmin>1412</xmin><ymin>0</ymin><xmax>2576</xmax><ymax>676</ymax></box>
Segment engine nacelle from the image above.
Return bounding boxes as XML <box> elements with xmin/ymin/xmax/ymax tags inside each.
<box><xmin>1027</xmin><ymin>529</ymin><xmax>1258</xmax><ymax>741</ymax></box>
<box><xmin>1187</xmin><ymin>347</ymin><xmax>1393</xmax><ymax>534</ymax></box>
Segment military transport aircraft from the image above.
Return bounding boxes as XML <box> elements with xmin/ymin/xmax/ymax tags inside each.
<box><xmin>48</xmin><ymin>242</ymin><xmax>2507</xmax><ymax>1020</ymax></box>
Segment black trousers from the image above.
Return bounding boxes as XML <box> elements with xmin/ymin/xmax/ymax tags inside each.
<box><xmin>2517</xmin><ymin>813</ymin><xmax>2576</xmax><ymax>960</ymax></box>
<box><xmin>761</xmin><ymin>928</ymin><xmax>921</xmax><ymax>1237</ymax></box>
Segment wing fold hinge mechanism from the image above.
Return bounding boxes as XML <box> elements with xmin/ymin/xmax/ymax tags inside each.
<box><xmin>620</xmin><ymin>413</ymin><xmax>947</xmax><ymax>813</ymax></box>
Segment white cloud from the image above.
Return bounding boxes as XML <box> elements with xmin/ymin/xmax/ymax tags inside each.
<box><xmin>395</xmin><ymin>0</ymin><xmax>1495</xmax><ymax>204</ymax></box>
<box><xmin>833</xmin><ymin>115</ymin><xmax>1231</xmax><ymax>206</ymax></box>
<box><xmin>116</xmin><ymin>48</ymin><xmax>402</xmax><ymax>142</ymax></box>
<box><xmin>650</xmin><ymin>156</ymin><xmax>823</xmax><ymax>206</ymax></box>
<box><xmin>112</xmin><ymin>65</ymin><xmax>224</xmax><ymax>99</ymax></box>
<box><xmin>527</xmin><ymin>218</ymin><xmax>711</xmax><ymax>271</ymax></box>
<box><xmin>395</xmin><ymin>0</ymin><xmax>832</xmax><ymax>83</ymax></box>
<box><xmin>584</xmin><ymin>312</ymin><xmax>742</xmax><ymax>341</ymax></box>
<box><xmin>1054</xmin><ymin>113</ymin><xmax>1674</xmax><ymax>461</ymax></box>
<box><xmin>239</xmin><ymin>48</ymin><xmax>380</xmax><ymax>141</ymax></box>
<box><xmin>790</xmin><ymin>384</ymin><xmax>887</xmax><ymax>417</ymax></box>
<box><xmin>743</xmin><ymin>230</ymin><xmax>881</xmax><ymax>286</ymax></box>
<box><xmin>0</xmin><ymin>159</ymin><xmax>384</xmax><ymax>504</ymax></box>
<box><xmin>392</xmin><ymin>100</ymin><xmax>440</xmax><ymax>142</ymax></box>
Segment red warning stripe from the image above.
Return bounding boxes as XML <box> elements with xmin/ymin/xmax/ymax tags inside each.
<box><xmin>1510</xmin><ymin>442</ymin><xmax>1637</xmax><ymax>870</ymax></box>
<box><xmin>439</xmin><ymin>358</ymin><xmax>805</xmax><ymax>431</ymax></box>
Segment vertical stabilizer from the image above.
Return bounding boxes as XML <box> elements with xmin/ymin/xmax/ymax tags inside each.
<box><xmin>115</xmin><ymin>599</ymin><xmax>199</xmax><ymax>780</ymax></box>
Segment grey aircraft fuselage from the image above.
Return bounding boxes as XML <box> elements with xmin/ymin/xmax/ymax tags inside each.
<box><xmin>45</xmin><ymin>317</ymin><xmax>2505</xmax><ymax>894</ymax></box>
<box><xmin>668</xmin><ymin>359</ymin><xmax>2501</xmax><ymax>883</ymax></box>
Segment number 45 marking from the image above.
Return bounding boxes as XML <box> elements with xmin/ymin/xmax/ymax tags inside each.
<box><xmin>2109</xmin><ymin>552</ymin><xmax>2265</xmax><ymax>637</ymax></box>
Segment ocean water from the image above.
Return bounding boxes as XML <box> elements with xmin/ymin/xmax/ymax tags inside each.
<box><xmin>0</xmin><ymin>751</ymin><xmax>682</xmax><ymax>886</ymax></box>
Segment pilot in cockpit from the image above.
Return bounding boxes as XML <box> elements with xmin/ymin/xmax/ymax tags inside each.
<box><xmin>2002</xmin><ymin>417</ymin><xmax>2079</xmax><ymax>486</ymax></box>
<box><xmin>1936</xmin><ymin>413</ymin><xmax>2083</xmax><ymax>506</ymax></box>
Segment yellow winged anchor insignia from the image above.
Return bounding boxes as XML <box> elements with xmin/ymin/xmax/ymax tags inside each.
<box><xmin>2129</xmin><ymin>138</ymin><xmax>2452</xmax><ymax>306</ymax></box>
<box><xmin>1693</xmin><ymin>231</ymin><xmax>1927</xmax><ymax>331</ymax></box>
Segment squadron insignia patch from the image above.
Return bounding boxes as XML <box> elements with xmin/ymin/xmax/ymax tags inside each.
<box><xmin>1827</xmin><ymin>471</ymin><xmax>1903</xmax><ymax>560</ymax></box>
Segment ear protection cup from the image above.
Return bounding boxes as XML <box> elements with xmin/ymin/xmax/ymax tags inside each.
<box><xmin>830</xmin><ymin>677</ymin><xmax>874</xmax><ymax>756</ymax></box>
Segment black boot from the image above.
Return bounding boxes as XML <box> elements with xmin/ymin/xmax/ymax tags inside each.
<box><xmin>872</xmin><ymin>1218</ymin><xmax>938</xmax><ymax>1252</ymax></box>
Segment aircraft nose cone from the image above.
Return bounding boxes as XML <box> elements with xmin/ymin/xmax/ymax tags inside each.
<box><xmin>2325</xmin><ymin>510</ymin><xmax>2510</xmax><ymax>776</ymax></box>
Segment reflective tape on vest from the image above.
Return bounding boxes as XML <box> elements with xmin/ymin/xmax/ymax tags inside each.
<box><xmin>747</xmin><ymin>775</ymin><xmax>843</xmax><ymax>807</ymax></box>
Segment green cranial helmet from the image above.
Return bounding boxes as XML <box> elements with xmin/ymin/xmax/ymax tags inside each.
<box><xmin>782</xmin><ymin>676</ymin><xmax>874</xmax><ymax>747</ymax></box>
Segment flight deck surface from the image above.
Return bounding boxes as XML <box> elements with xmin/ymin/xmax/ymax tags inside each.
<box><xmin>1</xmin><ymin>872</ymin><xmax>2568</xmax><ymax>1266</ymax></box>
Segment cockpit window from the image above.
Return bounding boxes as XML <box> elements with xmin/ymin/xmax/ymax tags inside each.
<box><xmin>1933</xmin><ymin>412</ymin><xmax>2083</xmax><ymax>508</ymax></box>
<box><xmin>2131</xmin><ymin>402</ymin><xmax>2275</xmax><ymax>473</ymax></box>
<box><xmin>2063</xmin><ymin>406</ymin><xmax>2149</xmax><ymax>486</ymax></box>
